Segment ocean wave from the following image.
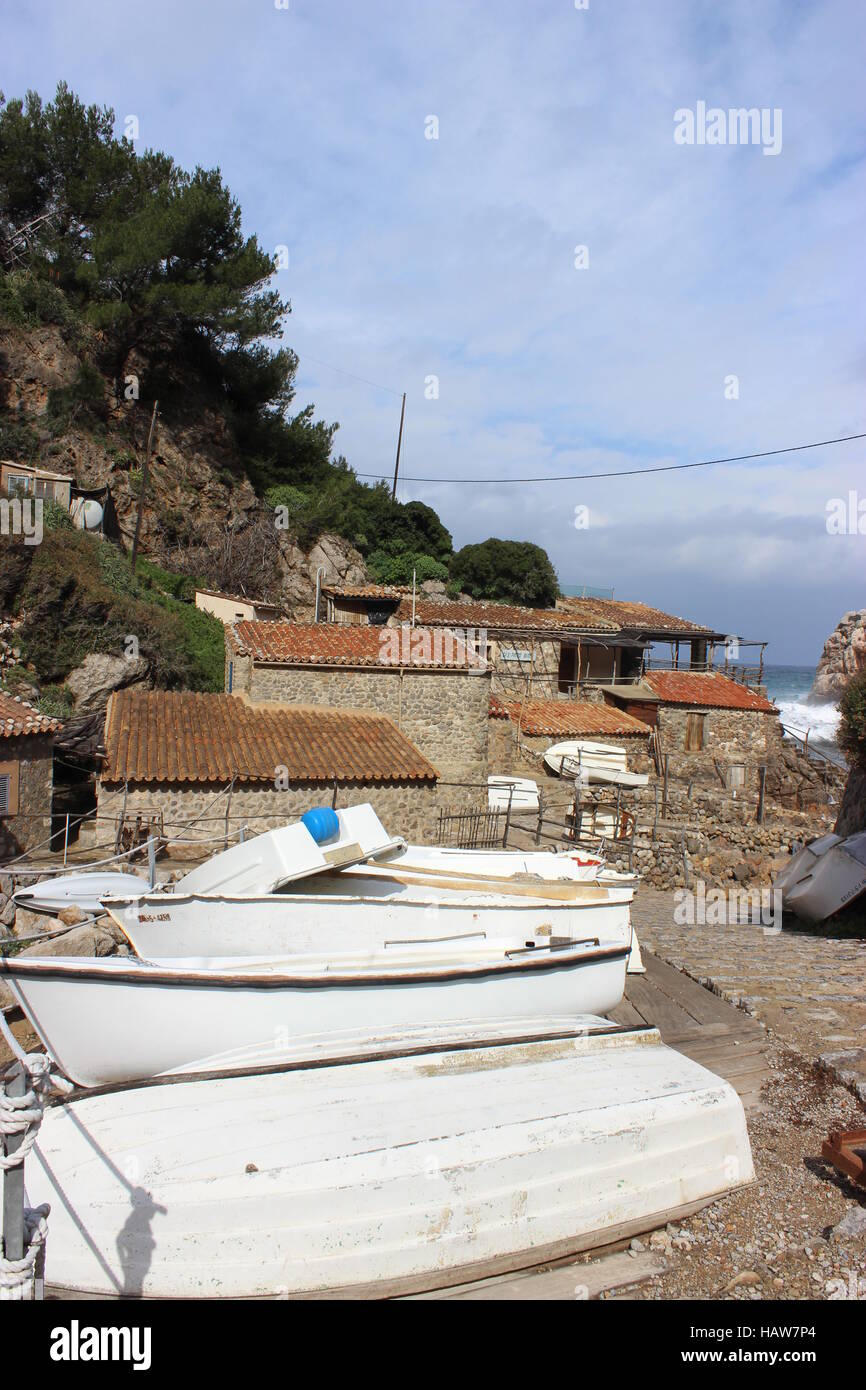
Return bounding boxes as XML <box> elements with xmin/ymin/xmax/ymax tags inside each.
<box><xmin>777</xmin><ymin>698</ymin><xmax>841</xmax><ymax>746</ymax></box>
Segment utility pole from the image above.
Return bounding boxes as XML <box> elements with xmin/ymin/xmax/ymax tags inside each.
<box><xmin>391</xmin><ymin>392</ymin><xmax>406</xmax><ymax>500</ymax></box>
<box><xmin>131</xmin><ymin>400</ymin><xmax>159</xmax><ymax>575</ymax></box>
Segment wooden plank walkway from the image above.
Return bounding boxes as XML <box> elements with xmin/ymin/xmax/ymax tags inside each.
<box><xmin>610</xmin><ymin>951</ymin><xmax>770</xmax><ymax>1111</ymax></box>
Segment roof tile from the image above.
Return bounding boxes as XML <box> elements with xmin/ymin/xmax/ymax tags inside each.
<box><xmin>395</xmin><ymin>599</ymin><xmax>617</xmax><ymax>633</ymax></box>
<box><xmin>230</xmin><ymin>621</ymin><xmax>480</xmax><ymax>668</ymax></box>
<box><xmin>103</xmin><ymin>690</ymin><xmax>439</xmax><ymax>785</ymax></box>
<box><xmin>641</xmin><ymin>670</ymin><xmax>776</xmax><ymax>712</ymax></box>
<box><xmin>0</xmin><ymin>691</ymin><xmax>61</xmax><ymax>740</ymax></box>
<box><xmin>489</xmin><ymin>696</ymin><xmax>651</xmax><ymax>737</ymax></box>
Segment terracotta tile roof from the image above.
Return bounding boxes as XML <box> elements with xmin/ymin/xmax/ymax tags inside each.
<box><xmin>322</xmin><ymin>583</ymin><xmax>405</xmax><ymax>600</ymax></box>
<box><xmin>0</xmin><ymin>691</ymin><xmax>61</xmax><ymax>739</ymax></box>
<box><xmin>641</xmin><ymin>671</ymin><xmax>776</xmax><ymax>712</ymax></box>
<box><xmin>489</xmin><ymin>696</ymin><xmax>651</xmax><ymax>737</ymax></box>
<box><xmin>557</xmin><ymin>597</ymin><xmax>716</xmax><ymax>636</ymax></box>
<box><xmin>395</xmin><ymin>599</ymin><xmax>617</xmax><ymax>634</ymax></box>
<box><xmin>230</xmin><ymin>621</ymin><xmax>478</xmax><ymax>669</ymax></box>
<box><xmin>103</xmin><ymin>690</ymin><xmax>438</xmax><ymax>785</ymax></box>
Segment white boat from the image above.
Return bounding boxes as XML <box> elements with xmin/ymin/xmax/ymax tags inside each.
<box><xmin>774</xmin><ymin>831</ymin><xmax>866</xmax><ymax>923</ymax></box>
<box><xmin>0</xmin><ymin>936</ymin><xmax>631</xmax><ymax>1088</ymax></box>
<box><xmin>12</xmin><ymin>870</ymin><xmax>148</xmax><ymax>917</ymax></box>
<box><xmin>105</xmin><ymin>868</ymin><xmax>634</xmax><ymax>964</ymax></box>
<box><xmin>27</xmin><ymin>1018</ymin><xmax>755</xmax><ymax>1298</ymax></box>
<box><xmin>544</xmin><ymin>739</ymin><xmax>649</xmax><ymax>788</ymax></box>
<box><xmin>487</xmin><ymin>775</ymin><xmax>540</xmax><ymax>813</ymax></box>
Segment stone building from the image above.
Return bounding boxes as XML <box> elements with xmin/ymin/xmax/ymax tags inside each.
<box><xmin>599</xmin><ymin>670</ymin><xmax>782</xmax><ymax>789</ymax></box>
<box><xmin>391</xmin><ymin>598</ymin><xmax>624</xmax><ymax>697</ymax></box>
<box><xmin>98</xmin><ymin>688</ymin><xmax>440</xmax><ymax>852</ymax></box>
<box><xmin>488</xmin><ymin>695</ymin><xmax>653</xmax><ymax>779</ymax></box>
<box><xmin>0</xmin><ymin>692</ymin><xmax>60</xmax><ymax>857</ymax></box>
<box><xmin>225</xmin><ymin>621</ymin><xmax>491</xmax><ymax>796</ymax></box>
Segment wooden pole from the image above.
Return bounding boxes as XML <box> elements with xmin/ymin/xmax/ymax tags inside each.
<box><xmin>131</xmin><ymin>400</ymin><xmax>159</xmax><ymax>574</ymax></box>
<box><xmin>391</xmin><ymin>392</ymin><xmax>407</xmax><ymax>500</ymax></box>
<box><xmin>756</xmin><ymin>765</ymin><xmax>766</xmax><ymax>825</ymax></box>
<box><xmin>2</xmin><ymin>1064</ymin><xmax>26</xmax><ymax>1265</ymax></box>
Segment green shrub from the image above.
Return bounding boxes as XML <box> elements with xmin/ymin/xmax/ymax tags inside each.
<box><xmin>449</xmin><ymin>538</ymin><xmax>559</xmax><ymax>608</ymax></box>
<box><xmin>838</xmin><ymin>668</ymin><xmax>866</xmax><ymax>770</ymax></box>
<box><xmin>367</xmin><ymin>548</ymin><xmax>448</xmax><ymax>585</ymax></box>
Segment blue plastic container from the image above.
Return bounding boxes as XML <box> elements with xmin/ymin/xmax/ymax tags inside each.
<box><xmin>301</xmin><ymin>806</ymin><xmax>340</xmax><ymax>845</ymax></box>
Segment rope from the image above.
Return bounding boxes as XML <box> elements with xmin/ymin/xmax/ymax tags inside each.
<box><xmin>0</xmin><ymin>1047</ymin><xmax>54</xmax><ymax>1299</ymax></box>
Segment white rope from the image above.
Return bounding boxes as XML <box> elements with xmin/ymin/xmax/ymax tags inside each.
<box><xmin>0</xmin><ymin>1203</ymin><xmax>49</xmax><ymax>1299</ymax></box>
<box><xmin>0</xmin><ymin>1052</ymin><xmax>54</xmax><ymax>1299</ymax></box>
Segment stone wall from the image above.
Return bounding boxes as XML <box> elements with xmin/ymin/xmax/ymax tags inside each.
<box><xmin>656</xmin><ymin>706</ymin><xmax>783</xmax><ymax>786</ymax></box>
<box><xmin>235</xmin><ymin>664</ymin><xmax>490</xmax><ymax>796</ymax></box>
<box><xmin>97</xmin><ymin>778</ymin><xmax>442</xmax><ymax>858</ymax></box>
<box><xmin>0</xmin><ymin>734</ymin><xmax>54</xmax><ymax>858</ymax></box>
<box><xmin>488</xmin><ymin>716</ymin><xmax>652</xmax><ymax>779</ymax></box>
<box><xmin>488</xmin><ymin>639</ymin><xmax>561</xmax><ymax>699</ymax></box>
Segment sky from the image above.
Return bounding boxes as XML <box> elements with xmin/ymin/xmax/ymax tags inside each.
<box><xmin>2</xmin><ymin>0</ymin><xmax>864</xmax><ymax>663</ymax></box>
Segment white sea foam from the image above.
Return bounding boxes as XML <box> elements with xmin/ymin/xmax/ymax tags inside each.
<box><xmin>777</xmin><ymin>698</ymin><xmax>841</xmax><ymax>748</ymax></box>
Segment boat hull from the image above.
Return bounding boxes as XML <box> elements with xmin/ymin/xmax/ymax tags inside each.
<box><xmin>108</xmin><ymin>886</ymin><xmax>633</xmax><ymax>962</ymax></box>
<box><xmin>1</xmin><ymin>943</ymin><xmax>629</xmax><ymax>1087</ymax></box>
<box><xmin>27</xmin><ymin>1021</ymin><xmax>755</xmax><ymax>1298</ymax></box>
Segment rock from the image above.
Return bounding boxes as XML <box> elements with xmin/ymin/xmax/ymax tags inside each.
<box><xmin>809</xmin><ymin>610</ymin><xmax>866</xmax><ymax>702</ymax></box>
<box><xmin>65</xmin><ymin>651</ymin><xmax>150</xmax><ymax>715</ymax></box>
<box><xmin>722</xmin><ymin>1270</ymin><xmax>762</xmax><ymax>1291</ymax></box>
<box><xmin>12</xmin><ymin>906</ymin><xmax>50</xmax><ymax>938</ymax></box>
<box><xmin>56</xmin><ymin>905</ymin><xmax>86</xmax><ymax>926</ymax></box>
<box><xmin>829</xmin><ymin>1207</ymin><xmax>866</xmax><ymax>1242</ymax></box>
<box><xmin>20</xmin><ymin>923</ymin><xmax>118</xmax><ymax>958</ymax></box>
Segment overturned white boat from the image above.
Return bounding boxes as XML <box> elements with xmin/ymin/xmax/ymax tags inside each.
<box><xmin>1</xmin><ymin>931</ymin><xmax>631</xmax><ymax>1088</ymax></box>
<box><xmin>544</xmin><ymin>739</ymin><xmax>649</xmax><ymax>789</ymax></box>
<box><xmin>12</xmin><ymin>870</ymin><xmax>149</xmax><ymax>917</ymax></box>
<box><xmin>774</xmin><ymin>831</ymin><xmax>866</xmax><ymax>923</ymax></box>
<box><xmin>27</xmin><ymin>1018</ymin><xmax>755</xmax><ymax>1298</ymax></box>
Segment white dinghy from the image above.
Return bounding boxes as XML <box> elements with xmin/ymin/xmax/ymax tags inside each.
<box><xmin>105</xmin><ymin>871</ymin><xmax>634</xmax><ymax>965</ymax></box>
<box><xmin>27</xmin><ymin>1018</ymin><xmax>755</xmax><ymax>1298</ymax></box>
<box><xmin>774</xmin><ymin>830</ymin><xmax>866</xmax><ymax>923</ymax></box>
<box><xmin>1</xmin><ymin>934</ymin><xmax>631</xmax><ymax>1088</ymax></box>
<box><xmin>12</xmin><ymin>870</ymin><xmax>148</xmax><ymax>917</ymax></box>
<box><xmin>543</xmin><ymin>739</ymin><xmax>649</xmax><ymax>789</ymax></box>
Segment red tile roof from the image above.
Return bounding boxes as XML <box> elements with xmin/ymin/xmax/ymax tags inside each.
<box><xmin>230</xmin><ymin>621</ymin><xmax>478</xmax><ymax>669</ymax></box>
<box><xmin>489</xmin><ymin>696</ymin><xmax>651</xmax><ymax>737</ymax></box>
<box><xmin>0</xmin><ymin>691</ymin><xmax>61</xmax><ymax>739</ymax></box>
<box><xmin>395</xmin><ymin>599</ymin><xmax>617</xmax><ymax>634</ymax></box>
<box><xmin>103</xmin><ymin>690</ymin><xmax>438</xmax><ymax>785</ymax></box>
<box><xmin>640</xmin><ymin>671</ymin><xmax>776</xmax><ymax>712</ymax></box>
<box><xmin>557</xmin><ymin>597</ymin><xmax>716</xmax><ymax>636</ymax></box>
<box><xmin>322</xmin><ymin>583</ymin><xmax>405</xmax><ymax>600</ymax></box>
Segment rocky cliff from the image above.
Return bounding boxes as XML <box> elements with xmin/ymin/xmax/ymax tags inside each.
<box><xmin>0</xmin><ymin>319</ymin><xmax>370</xmax><ymax>620</ymax></box>
<box><xmin>809</xmin><ymin>610</ymin><xmax>866</xmax><ymax>703</ymax></box>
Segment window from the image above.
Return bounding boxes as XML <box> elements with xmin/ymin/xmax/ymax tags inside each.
<box><xmin>6</xmin><ymin>474</ymin><xmax>32</xmax><ymax>498</ymax></box>
<box><xmin>0</xmin><ymin>763</ymin><xmax>19</xmax><ymax>816</ymax></box>
<box><xmin>685</xmin><ymin>712</ymin><xmax>706</xmax><ymax>752</ymax></box>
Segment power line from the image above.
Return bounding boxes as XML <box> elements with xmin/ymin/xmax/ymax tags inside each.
<box><xmin>295</xmin><ymin>351</ymin><xmax>404</xmax><ymax>398</ymax></box>
<box><xmin>354</xmin><ymin>431</ymin><xmax>866</xmax><ymax>485</ymax></box>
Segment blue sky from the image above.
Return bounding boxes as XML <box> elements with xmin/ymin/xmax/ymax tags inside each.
<box><xmin>3</xmin><ymin>0</ymin><xmax>864</xmax><ymax>662</ymax></box>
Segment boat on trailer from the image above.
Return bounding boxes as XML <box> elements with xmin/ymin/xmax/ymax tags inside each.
<box><xmin>1</xmin><ymin>932</ymin><xmax>631</xmax><ymax>1088</ymax></box>
<box><xmin>26</xmin><ymin>1017</ymin><xmax>754</xmax><ymax>1298</ymax></box>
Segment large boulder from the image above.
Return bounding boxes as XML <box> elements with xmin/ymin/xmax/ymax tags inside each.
<box><xmin>65</xmin><ymin>651</ymin><xmax>149</xmax><ymax>714</ymax></box>
<box><xmin>19</xmin><ymin>921</ymin><xmax>119</xmax><ymax>958</ymax></box>
<box><xmin>809</xmin><ymin>610</ymin><xmax>866</xmax><ymax>703</ymax></box>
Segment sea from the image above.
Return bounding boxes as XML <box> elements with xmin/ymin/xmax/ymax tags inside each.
<box><xmin>761</xmin><ymin>664</ymin><xmax>842</xmax><ymax>759</ymax></box>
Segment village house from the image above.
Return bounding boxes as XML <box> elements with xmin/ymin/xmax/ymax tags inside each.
<box><xmin>319</xmin><ymin>582</ymin><xmax>404</xmax><ymax>626</ymax></box>
<box><xmin>195</xmin><ymin>588</ymin><xmax>284</xmax><ymax>624</ymax></box>
<box><xmin>0</xmin><ymin>461</ymin><xmax>119</xmax><ymax>538</ymax></box>
<box><xmin>97</xmin><ymin>688</ymin><xmax>441</xmax><ymax>851</ymax></box>
<box><xmin>0</xmin><ymin>691</ymin><xmax>60</xmax><ymax>857</ymax></box>
<box><xmin>488</xmin><ymin>695</ymin><xmax>653</xmax><ymax>776</ymax></box>
<box><xmin>599</xmin><ymin>670</ymin><xmax>782</xmax><ymax>790</ymax></box>
<box><xmin>224</xmin><ymin>621</ymin><xmax>490</xmax><ymax>795</ymax></box>
<box><xmin>390</xmin><ymin>597</ymin><xmax>625</xmax><ymax>698</ymax></box>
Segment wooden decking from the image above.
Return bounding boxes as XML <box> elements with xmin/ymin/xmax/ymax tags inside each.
<box><xmin>611</xmin><ymin>951</ymin><xmax>770</xmax><ymax>1111</ymax></box>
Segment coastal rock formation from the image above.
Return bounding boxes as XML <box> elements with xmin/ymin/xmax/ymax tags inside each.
<box><xmin>835</xmin><ymin>767</ymin><xmax>866</xmax><ymax>837</ymax></box>
<box><xmin>809</xmin><ymin>610</ymin><xmax>866</xmax><ymax>702</ymax></box>
<box><xmin>65</xmin><ymin>651</ymin><xmax>151</xmax><ymax>714</ymax></box>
